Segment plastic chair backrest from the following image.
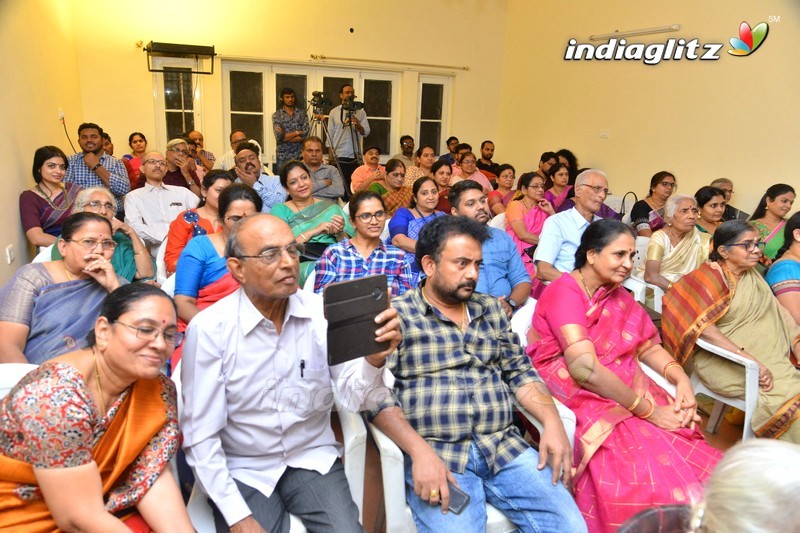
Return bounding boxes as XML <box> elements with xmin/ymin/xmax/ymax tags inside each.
<box><xmin>488</xmin><ymin>212</ymin><xmax>506</xmax><ymax>230</ymax></box>
<box><xmin>0</xmin><ymin>364</ymin><xmax>38</xmax><ymax>399</ymax></box>
<box><xmin>632</xmin><ymin>236</ymin><xmax>650</xmax><ymax>272</ymax></box>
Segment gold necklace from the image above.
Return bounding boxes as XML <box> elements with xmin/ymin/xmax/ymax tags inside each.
<box><xmin>92</xmin><ymin>347</ymin><xmax>107</xmax><ymax>414</ymax></box>
<box><xmin>63</xmin><ymin>262</ymin><xmax>76</xmax><ymax>281</ymax></box>
<box><xmin>578</xmin><ymin>268</ymin><xmax>595</xmax><ymax>299</ymax></box>
<box><xmin>421</xmin><ymin>287</ymin><xmax>467</xmax><ymax>330</ymax></box>
<box><xmin>36</xmin><ymin>183</ymin><xmax>70</xmax><ymax>211</ymax></box>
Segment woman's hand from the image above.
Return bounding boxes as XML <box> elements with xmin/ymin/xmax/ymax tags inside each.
<box><xmin>757</xmin><ymin>362</ymin><xmax>774</xmax><ymax>391</ymax></box>
<box><xmin>646</xmin><ymin>403</ymin><xmax>695</xmax><ymax>431</ymax></box>
<box><xmin>110</xmin><ymin>218</ymin><xmax>133</xmax><ymax>237</ymax></box>
<box><xmin>538</xmin><ymin>199</ymin><xmax>556</xmax><ymax>216</ymax></box>
<box><xmin>81</xmin><ymin>254</ymin><xmax>120</xmax><ymax>292</ymax></box>
<box><xmin>672</xmin><ymin>380</ymin><xmax>699</xmax><ymax>429</ymax></box>
<box><xmin>318</xmin><ymin>215</ymin><xmax>345</xmax><ymax>236</ymax></box>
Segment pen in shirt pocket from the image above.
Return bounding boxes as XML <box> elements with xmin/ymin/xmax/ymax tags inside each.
<box><xmin>300</xmin><ymin>359</ymin><xmax>305</xmax><ymax>378</ymax></box>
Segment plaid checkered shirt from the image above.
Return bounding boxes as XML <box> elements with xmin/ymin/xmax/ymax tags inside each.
<box><xmin>371</xmin><ymin>282</ymin><xmax>542</xmax><ymax>474</ymax></box>
<box><xmin>313</xmin><ymin>239</ymin><xmax>412</xmax><ymax>298</ymax></box>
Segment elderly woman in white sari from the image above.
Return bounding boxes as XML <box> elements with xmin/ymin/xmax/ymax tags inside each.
<box><xmin>637</xmin><ymin>194</ymin><xmax>711</xmax><ymax>292</ymax></box>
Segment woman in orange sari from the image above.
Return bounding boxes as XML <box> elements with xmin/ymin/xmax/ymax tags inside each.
<box><xmin>528</xmin><ymin>220</ymin><xmax>721</xmax><ymax>532</ymax></box>
<box><xmin>0</xmin><ymin>284</ymin><xmax>192</xmax><ymax>532</ymax></box>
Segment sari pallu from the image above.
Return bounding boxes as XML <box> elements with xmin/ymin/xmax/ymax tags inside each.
<box><xmin>26</xmin><ymin>279</ymin><xmax>111</xmax><ymax>364</ymax></box>
<box><xmin>528</xmin><ymin>275</ymin><xmax>721</xmax><ymax>532</ymax></box>
<box><xmin>634</xmin><ymin>228</ymin><xmax>711</xmax><ymax>282</ymax></box>
<box><xmin>368</xmin><ymin>182</ymin><xmax>412</xmax><ymax>216</ymax></box>
<box><xmin>753</xmin><ymin>219</ymin><xmax>786</xmax><ymax>260</ymax></box>
<box><xmin>0</xmin><ymin>375</ymin><xmax>173</xmax><ymax>532</ymax></box>
<box><xmin>544</xmin><ymin>186</ymin><xmax>572</xmax><ymax>211</ymax></box>
<box><xmin>504</xmin><ymin>202</ymin><xmax>549</xmax><ymax>279</ymax></box>
<box><xmin>662</xmin><ymin>262</ymin><xmax>800</xmax><ymax>442</ymax></box>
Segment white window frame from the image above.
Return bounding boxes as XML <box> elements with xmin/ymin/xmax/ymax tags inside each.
<box><xmin>151</xmin><ymin>56</ymin><xmax>203</xmax><ymax>149</ymax></box>
<box><xmin>417</xmin><ymin>75</ymin><xmax>453</xmax><ymax>156</ymax></box>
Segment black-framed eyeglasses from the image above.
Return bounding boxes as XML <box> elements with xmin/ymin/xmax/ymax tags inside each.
<box><xmin>728</xmin><ymin>241</ymin><xmax>766</xmax><ymax>253</ymax></box>
<box><xmin>356</xmin><ymin>211</ymin><xmax>387</xmax><ymax>222</ymax></box>
<box><xmin>660</xmin><ymin>181</ymin><xmax>677</xmax><ymax>189</ymax></box>
<box><xmin>235</xmin><ymin>243</ymin><xmax>305</xmax><ymax>264</ymax></box>
<box><xmin>115</xmin><ymin>321</ymin><xmax>184</xmax><ymax>347</ymax></box>
<box><xmin>580</xmin><ymin>184</ymin><xmax>611</xmax><ymax>196</ymax></box>
<box><xmin>169</xmin><ymin>148</ymin><xmax>190</xmax><ymax>156</ymax></box>
<box><xmin>66</xmin><ymin>238</ymin><xmax>118</xmax><ymax>250</ymax></box>
<box><xmin>85</xmin><ymin>200</ymin><xmax>116</xmax><ymax>211</ymax></box>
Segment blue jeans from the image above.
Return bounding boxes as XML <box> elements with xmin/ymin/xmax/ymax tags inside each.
<box><xmin>404</xmin><ymin>444</ymin><xmax>586</xmax><ymax>533</ymax></box>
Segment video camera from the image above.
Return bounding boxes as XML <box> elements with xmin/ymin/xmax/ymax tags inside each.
<box><xmin>310</xmin><ymin>91</ymin><xmax>331</xmax><ymax>113</ymax></box>
<box><xmin>342</xmin><ymin>94</ymin><xmax>364</xmax><ymax>112</ymax></box>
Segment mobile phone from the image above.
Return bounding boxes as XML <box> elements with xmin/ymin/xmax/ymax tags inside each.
<box><xmin>447</xmin><ymin>482</ymin><xmax>471</xmax><ymax>515</ymax></box>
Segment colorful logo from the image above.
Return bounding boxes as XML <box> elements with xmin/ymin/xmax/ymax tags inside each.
<box><xmin>727</xmin><ymin>21</ymin><xmax>769</xmax><ymax>56</ymax></box>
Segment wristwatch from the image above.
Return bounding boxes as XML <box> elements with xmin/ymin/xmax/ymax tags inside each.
<box><xmin>91</xmin><ymin>163</ymin><xmax>102</xmax><ymax>171</ymax></box>
<box><xmin>507</xmin><ymin>298</ymin><xmax>518</xmax><ymax>310</ymax></box>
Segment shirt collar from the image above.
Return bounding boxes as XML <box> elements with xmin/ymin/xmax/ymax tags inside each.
<box><xmin>568</xmin><ymin>206</ymin><xmax>598</xmax><ymax>228</ymax></box>
<box><xmin>238</xmin><ymin>287</ymin><xmax>314</xmax><ymax>335</ymax></box>
<box><xmin>343</xmin><ymin>238</ymin><xmax>386</xmax><ymax>253</ymax></box>
<box><xmin>409</xmin><ymin>279</ymin><xmax>487</xmax><ymax>324</ymax></box>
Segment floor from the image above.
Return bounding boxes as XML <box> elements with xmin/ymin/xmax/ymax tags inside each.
<box><xmin>342</xmin><ymin>396</ymin><xmax>745</xmax><ymax>533</ymax></box>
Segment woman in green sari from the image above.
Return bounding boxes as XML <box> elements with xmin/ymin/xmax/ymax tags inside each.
<box><xmin>271</xmin><ymin>161</ymin><xmax>354</xmax><ymax>285</ymax></box>
<box><xmin>750</xmin><ymin>183</ymin><xmax>796</xmax><ymax>262</ymax></box>
<box><xmin>662</xmin><ymin>220</ymin><xmax>800</xmax><ymax>442</ymax></box>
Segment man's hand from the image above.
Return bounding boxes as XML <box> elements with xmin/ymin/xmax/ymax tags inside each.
<box><xmin>365</xmin><ymin>307</ymin><xmax>401</xmax><ymax>368</ymax></box>
<box><xmin>84</xmin><ymin>152</ymin><xmax>100</xmax><ymax>170</ymax></box>
<box><xmin>230</xmin><ymin>516</ymin><xmax>266</xmax><ymax>533</ymax></box>
<box><xmin>497</xmin><ymin>296</ymin><xmax>513</xmax><ymax>319</ymax></box>
<box><xmin>235</xmin><ymin>165</ymin><xmax>257</xmax><ymax>187</ymax></box>
<box><xmin>410</xmin><ymin>445</ymin><xmax>458</xmax><ymax>513</ymax></box>
<box><xmin>536</xmin><ymin>412</ymin><xmax>573</xmax><ymax>488</ymax></box>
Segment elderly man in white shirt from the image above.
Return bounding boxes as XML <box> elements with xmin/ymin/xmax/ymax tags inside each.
<box><xmin>181</xmin><ymin>214</ymin><xmax>401</xmax><ymax>533</ymax></box>
<box><xmin>124</xmin><ymin>151</ymin><xmax>198</xmax><ymax>256</ymax></box>
<box><xmin>534</xmin><ymin>169</ymin><xmax>608</xmax><ymax>282</ymax></box>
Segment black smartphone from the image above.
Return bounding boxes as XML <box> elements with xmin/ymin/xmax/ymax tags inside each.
<box><xmin>447</xmin><ymin>482</ymin><xmax>471</xmax><ymax>515</ymax></box>
<box><xmin>323</xmin><ymin>275</ymin><xmax>390</xmax><ymax>366</ymax></box>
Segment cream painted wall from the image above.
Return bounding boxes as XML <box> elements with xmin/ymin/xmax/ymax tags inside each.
<box><xmin>68</xmin><ymin>0</ymin><xmax>510</xmax><ymax>159</ymax></box>
<box><xmin>498</xmin><ymin>0</ymin><xmax>799</xmax><ymax>211</ymax></box>
<box><xmin>0</xmin><ymin>0</ymin><xmax>83</xmax><ymax>281</ymax></box>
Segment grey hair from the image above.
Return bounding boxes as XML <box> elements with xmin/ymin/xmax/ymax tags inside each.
<box><xmin>688</xmin><ymin>440</ymin><xmax>800</xmax><ymax>533</ymax></box>
<box><xmin>574</xmin><ymin>169</ymin><xmax>608</xmax><ymax>188</ymax></box>
<box><xmin>710</xmin><ymin>178</ymin><xmax>733</xmax><ymax>189</ymax></box>
<box><xmin>75</xmin><ymin>187</ymin><xmax>117</xmax><ymax>212</ymax></box>
<box><xmin>664</xmin><ymin>194</ymin><xmax>696</xmax><ymax>221</ymax></box>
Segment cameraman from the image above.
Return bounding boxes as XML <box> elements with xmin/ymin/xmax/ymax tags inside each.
<box><xmin>327</xmin><ymin>83</ymin><xmax>370</xmax><ymax>198</ymax></box>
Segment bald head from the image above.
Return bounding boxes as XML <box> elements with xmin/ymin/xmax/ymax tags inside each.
<box><xmin>140</xmin><ymin>151</ymin><xmax>167</xmax><ymax>183</ymax></box>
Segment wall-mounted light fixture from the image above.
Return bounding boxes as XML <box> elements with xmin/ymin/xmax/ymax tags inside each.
<box><xmin>144</xmin><ymin>41</ymin><xmax>216</xmax><ymax>74</ymax></box>
<box><xmin>589</xmin><ymin>24</ymin><xmax>681</xmax><ymax>42</ymax></box>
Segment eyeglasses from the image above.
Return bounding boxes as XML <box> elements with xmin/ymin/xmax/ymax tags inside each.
<box><xmin>580</xmin><ymin>184</ymin><xmax>611</xmax><ymax>196</ymax></box>
<box><xmin>660</xmin><ymin>181</ymin><xmax>677</xmax><ymax>189</ymax></box>
<box><xmin>144</xmin><ymin>159</ymin><xmax>167</xmax><ymax>166</ymax></box>
<box><xmin>461</xmin><ymin>159</ymin><xmax>476</xmax><ymax>164</ymax></box>
<box><xmin>401</xmin><ymin>141</ymin><xmax>414</xmax><ymax>146</ymax></box>
<box><xmin>169</xmin><ymin>148</ymin><xmax>190</xmax><ymax>156</ymax></box>
<box><xmin>356</xmin><ymin>211</ymin><xmax>387</xmax><ymax>222</ymax></box>
<box><xmin>66</xmin><ymin>238</ymin><xmax>118</xmax><ymax>250</ymax></box>
<box><xmin>528</xmin><ymin>184</ymin><xmax>545</xmax><ymax>190</ymax></box>
<box><xmin>236</xmin><ymin>243</ymin><xmax>304</xmax><ymax>264</ymax></box>
<box><xmin>114</xmin><ymin>321</ymin><xmax>184</xmax><ymax>347</ymax></box>
<box><xmin>728</xmin><ymin>241</ymin><xmax>766</xmax><ymax>253</ymax></box>
<box><xmin>85</xmin><ymin>200</ymin><xmax>115</xmax><ymax>211</ymax></box>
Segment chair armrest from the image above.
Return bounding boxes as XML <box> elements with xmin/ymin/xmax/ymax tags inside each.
<box><xmin>695</xmin><ymin>338</ymin><xmax>760</xmax><ymax>415</ymax></box>
<box><xmin>512</xmin><ymin>397</ymin><xmax>576</xmax><ymax>447</ymax></box>
<box><xmin>366</xmin><ymin>419</ymin><xmax>409</xmax><ymax>533</ymax></box>
<box><xmin>333</xmin><ymin>389</ymin><xmax>367</xmax><ymax>516</ymax></box>
<box><xmin>639</xmin><ymin>361</ymin><xmax>677</xmax><ymax>398</ymax></box>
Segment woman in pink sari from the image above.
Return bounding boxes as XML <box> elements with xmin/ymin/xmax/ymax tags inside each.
<box><xmin>543</xmin><ymin>162</ymin><xmax>571</xmax><ymax>211</ymax></box>
<box><xmin>527</xmin><ymin>219</ymin><xmax>721</xmax><ymax>533</ymax></box>
<box><xmin>504</xmin><ymin>173</ymin><xmax>554</xmax><ymax>278</ymax></box>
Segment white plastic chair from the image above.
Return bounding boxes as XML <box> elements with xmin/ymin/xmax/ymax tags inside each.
<box><xmin>488</xmin><ymin>212</ymin><xmax>506</xmax><ymax>230</ymax></box>
<box><xmin>370</xmin><ymin>300</ymin><xmax>577</xmax><ymax>533</ymax></box>
<box><xmin>32</xmin><ymin>244</ymin><xmax>54</xmax><ymax>263</ymax></box>
<box><xmin>691</xmin><ymin>338</ymin><xmax>758</xmax><ymax>440</ymax></box>
<box><xmin>622</xmin><ymin>236</ymin><xmax>665</xmax><ymax>313</ymax></box>
<box><xmin>180</xmin><ymin>376</ymin><xmax>367</xmax><ymax>532</ymax></box>
<box><xmin>160</xmin><ymin>274</ymin><xmax>176</xmax><ymax>297</ymax></box>
<box><xmin>155</xmin><ymin>237</ymin><xmax>169</xmax><ymax>286</ymax></box>
<box><xmin>380</xmin><ymin>217</ymin><xmax>392</xmax><ymax>243</ymax></box>
<box><xmin>0</xmin><ymin>363</ymin><xmax>38</xmax><ymax>399</ymax></box>
<box><xmin>303</xmin><ymin>267</ymin><xmax>316</xmax><ymax>293</ymax></box>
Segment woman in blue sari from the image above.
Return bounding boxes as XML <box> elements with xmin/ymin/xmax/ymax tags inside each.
<box><xmin>270</xmin><ymin>161</ymin><xmax>354</xmax><ymax>285</ymax></box>
<box><xmin>0</xmin><ymin>212</ymin><xmax>125</xmax><ymax>363</ymax></box>
<box><xmin>389</xmin><ymin>176</ymin><xmax>446</xmax><ymax>287</ymax></box>
<box><xmin>767</xmin><ymin>212</ymin><xmax>800</xmax><ymax>326</ymax></box>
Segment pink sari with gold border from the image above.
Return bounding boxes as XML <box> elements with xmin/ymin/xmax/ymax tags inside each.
<box><xmin>527</xmin><ymin>274</ymin><xmax>721</xmax><ymax>532</ymax></box>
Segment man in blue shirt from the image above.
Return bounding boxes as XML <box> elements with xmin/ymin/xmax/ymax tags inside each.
<box><xmin>449</xmin><ymin>180</ymin><xmax>531</xmax><ymax>317</ymax></box>
<box><xmin>233</xmin><ymin>142</ymin><xmax>285</xmax><ymax>213</ymax></box>
<box><xmin>64</xmin><ymin>122</ymin><xmax>129</xmax><ymax>214</ymax></box>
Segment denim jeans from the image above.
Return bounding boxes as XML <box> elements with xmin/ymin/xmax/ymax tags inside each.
<box><xmin>404</xmin><ymin>444</ymin><xmax>586</xmax><ymax>533</ymax></box>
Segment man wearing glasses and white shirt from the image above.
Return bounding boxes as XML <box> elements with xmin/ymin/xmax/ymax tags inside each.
<box><xmin>124</xmin><ymin>151</ymin><xmax>199</xmax><ymax>257</ymax></box>
<box><xmin>535</xmin><ymin>169</ymin><xmax>609</xmax><ymax>282</ymax></box>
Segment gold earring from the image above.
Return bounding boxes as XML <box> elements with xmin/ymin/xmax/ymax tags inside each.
<box><xmin>98</xmin><ymin>341</ymin><xmax>107</xmax><ymax>350</ymax></box>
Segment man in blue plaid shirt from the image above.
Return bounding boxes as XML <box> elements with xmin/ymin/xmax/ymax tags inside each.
<box><xmin>370</xmin><ymin>216</ymin><xmax>585</xmax><ymax>532</ymax></box>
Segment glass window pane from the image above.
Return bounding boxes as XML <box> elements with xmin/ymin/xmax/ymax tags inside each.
<box><xmin>419</xmin><ymin>122</ymin><xmax>441</xmax><ymax>155</ymax></box>
<box><xmin>231</xmin><ymin>114</ymin><xmax>264</xmax><ymax>152</ymax></box>
<box><xmin>421</xmin><ymin>84</ymin><xmax>443</xmax><ymax>120</ymax></box>
<box><xmin>322</xmin><ymin>77</ymin><xmax>353</xmax><ymax>116</ymax></box>
<box><xmin>275</xmin><ymin>74</ymin><xmax>307</xmax><ymax>111</ymax></box>
<box><xmin>164</xmin><ymin>68</ymin><xmax>193</xmax><ymax>110</ymax></box>
<box><xmin>230</xmin><ymin>71</ymin><xmax>263</xmax><ymax>112</ymax></box>
<box><xmin>364</xmin><ymin>79</ymin><xmax>391</xmax><ymax>118</ymax></box>
<box><xmin>367</xmin><ymin>118</ymin><xmax>391</xmax><ymax>156</ymax></box>
<box><xmin>166</xmin><ymin>111</ymin><xmax>194</xmax><ymax>140</ymax></box>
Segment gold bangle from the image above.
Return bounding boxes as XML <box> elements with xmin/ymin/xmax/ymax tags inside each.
<box><xmin>134</xmin><ymin>249</ymin><xmax>147</xmax><ymax>256</ymax></box>
<box><xmin>735</xmin><ymin>347</ymin><xmax>745</xmax><ymax>355</ymax></box>
<box><xmin>300</xmin><ymin>232</ymin><xmax>307</xmax><ymax>242</ymax></box>
<box><xmin>667</xmin><ymin>282</ymin><xmax>673</xmax><ymax>291</ymax></box>
<box><xmin>662</xmin><ymin>361</ymin><xmax>681</xmax><ymax>380</ymax></box>
<box><xmin>637</xmin><ymin>399</ymin><xmax>656</xmax><ymax>419</ymax></box>
<box><xmin>626</xmin><ymin>394</ymin><xmax>642</xmax><ymax>412</ymax></box>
